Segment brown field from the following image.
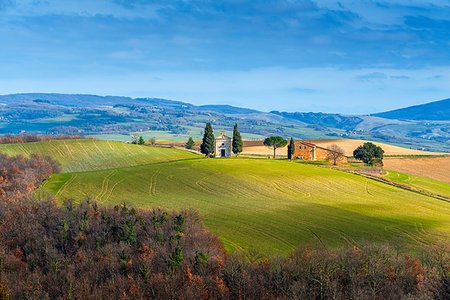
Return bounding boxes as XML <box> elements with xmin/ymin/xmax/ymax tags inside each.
<box><xmin>383</xmin><ymin>156</ymin><xmax>450</xmax><ymax>184</ymax></box>
<box><xmin>242</xmin><ymin>139</ymin><xmax>443</xmax><ymax>157</ymax></box>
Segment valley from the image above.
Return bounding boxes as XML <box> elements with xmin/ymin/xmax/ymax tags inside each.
<box><xmin>2</xmin><ymin>139</ymin><xmax>443</xmax><ymax>255</ymax></box>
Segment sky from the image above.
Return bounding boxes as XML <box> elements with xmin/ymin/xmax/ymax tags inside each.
<box><xmin>0</xmin><ymin>0</ymin><xmax>449</xmax><ymax>114</ymax></box>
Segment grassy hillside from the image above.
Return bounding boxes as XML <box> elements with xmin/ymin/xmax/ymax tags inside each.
<box><xmin>383</xmin><ymin>170</ymin><xmax>450</xmax><ymax>198</ymax></box>
<box><xmin>42</xmin><ymin>158</ymin><xmax>450</xmax><ymax>255</ymax></box>
<box><xmin>0</xmin><ymin>139</ymin><xmax>200</xmax><ymax>172</ymax></box>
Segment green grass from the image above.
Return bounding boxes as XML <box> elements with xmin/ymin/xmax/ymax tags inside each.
<box><xmin>0</xmin><ymin>139</ymin><xmax>200</xmax><ymax>173</ymax></box>
<box><xmin>42</xmin><ymin>157</ymin><xmax>450</xmax><ymax>256</ymax></box>
<box><xmin>383</xmin><ymin>170</ymin><xmax>450</xmax><ymax>197</ymax></box>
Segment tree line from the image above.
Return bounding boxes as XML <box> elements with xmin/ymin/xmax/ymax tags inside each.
<box><xmin>0</xmin><ymin>134</ymin><xmax>89</xmax><ymax>144</ymax></box>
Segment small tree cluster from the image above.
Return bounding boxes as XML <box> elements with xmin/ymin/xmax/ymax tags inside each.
<box><xmin>353</xmin><ymin>142</ymin><xmax>384</xmax><ymax>165</ymax></box>
<box><xmin>131</xmin><ymin>134</ymin><xmax>145</xmax><ymax>145</ymax></box>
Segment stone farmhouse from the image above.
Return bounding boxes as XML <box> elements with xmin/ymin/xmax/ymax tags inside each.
<box><xmin>215</xmin><ymin>131</ymin><xmax>232</xmax><ymax>158</ymax></box>
<box><xmin>293</xmin><ymin>141</ymin><xmax>348</xmax><ymax>162</ymax></box>
<box><xmin>241</xmin><ymin>139</ymin><xmax>348</xmax><ymax>162</ymax></box>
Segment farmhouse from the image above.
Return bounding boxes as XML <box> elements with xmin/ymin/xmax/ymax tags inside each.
<box><xmin>215</xmin><ymin>131</ymin><xmax>232</xmax><ymax>157</ymax></box>
<box><xmin>293</xmin><ymin>141</ymin><xmax>348</xmax><ymax>162</ymax></box>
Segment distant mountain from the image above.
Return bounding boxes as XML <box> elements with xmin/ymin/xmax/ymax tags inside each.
<box><xmin>0</xmin><ymin>93</ymin><xmax>196</xmax><ymax>110</ymax></box>
<box><xmin>0</xmin><ymin>93</ymin><xmax>134</xmax><ymax>107</ymax></box>
<box><xmin>198</xmin><ymin>105</ymin><xmax>259</xmax><ymax>114</ymax></box>
<box><xmin>270</xmin><ymin>111</ymin><xmax>363</xmax><ymax>130</ymax></box>
<box><xmin>373</xmin><ymin>98</ymin><xmax>450</xmax><ymax>121</ymax></box>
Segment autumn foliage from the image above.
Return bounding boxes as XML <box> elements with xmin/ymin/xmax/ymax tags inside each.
<box><xmin>0</xmin><ymin>153</ymin><xmax>60</xmax><ymax>201</ymax></box>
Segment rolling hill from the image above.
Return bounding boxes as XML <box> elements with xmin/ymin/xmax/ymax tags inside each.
<box><xmin>0</xmin><ymin>92</ymin><xmax>449</xmax><ymax>152</ymax></box>
<box><xmin>0</xmin><ymin>139</ymin><xmax>199</xmax><ymax>172</ymax></box>
<box><xmin>373</xmin><ymin>98</ymin><xmax>450</xmax><ymax>120</ymax></box>
<box><xmin>40</xmin><ymin>154</ymin><xmax>450</xmax><ymax>255</ymax></box>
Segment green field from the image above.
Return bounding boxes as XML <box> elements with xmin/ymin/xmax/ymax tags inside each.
<box><xmin>41</xmin><ymin>155</ymin><xmax>450</xmax><ymax>255</ymax></box>
<box><xmin>383</xmin><ymin>170</ymin><xmax>450</xmax><ymax>197</ymax></box>
<box><xmin>0</xmin><ymin>139</ymin><xmax>199</xmax><ymax>172</ymax></box>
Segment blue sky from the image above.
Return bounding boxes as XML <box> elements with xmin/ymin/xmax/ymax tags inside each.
<box><xmin>0</xmin><ymin>0</ymin><xmax>449</xmax><ymax>114</ymax></box>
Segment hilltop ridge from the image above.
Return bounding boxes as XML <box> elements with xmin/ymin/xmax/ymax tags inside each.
<box><xmin>373</xmin><ymin>98</ymin><xmax>450</xmax><ymax>121</ymax></box>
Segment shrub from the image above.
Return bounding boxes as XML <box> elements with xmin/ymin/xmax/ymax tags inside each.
<box><xmin>353</xmin><ymin>142</ymin><xmax>384</xmax><ymax>164</ymax></box>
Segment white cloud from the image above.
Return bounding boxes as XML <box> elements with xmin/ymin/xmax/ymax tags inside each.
<box><xmin>1</xmin><ymin>0</ymin><xmax>162</xmax><ymax>18</ymax></box>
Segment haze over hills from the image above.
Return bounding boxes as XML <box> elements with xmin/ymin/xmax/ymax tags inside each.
<box><xmin>373</xmin><ymin>98</ymin><xmax>450</xmax><ymax>121</ymax></box>
<box><xmin>0</xmin><ymin>93</ymin><xmax>449</xmax><ymax>152</ymax></box>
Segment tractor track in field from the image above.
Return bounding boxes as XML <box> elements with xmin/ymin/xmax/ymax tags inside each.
<box><xmin>56</xmin><ymin>174</ymin><xmax>77</xmax><ymax>198</ymax></box>
<box><xmin>97</xmin><ymin>170</ymin><xmax>117</xmax><ymax>200</ymax></box>
<box><xmin>366</xmin><ymin>182</ymin><xmax>374</xmax><ymax>196</ymax></box>
<box><xmin>63</xmin><ymin>141</ymin><xmax>75</xmax><ymax>159</ymax></box>
<box><xmin>239</xmin><ymin>222</ymin><xmax>296</xmax><ymax>249</ymax></box>
<box><xmin>18</xmin><ymin>143</ymin><xmax>31</xmax><ymax>156</ymax></box>
<box><xmin>52</xmin><ymin>144</ymin><xmax>67</xmax><ymax>159</ymax></box>
<box><xmin>387</xmin><ymin>225</ymin><xmax>430</xmax><ymax>246</ymax></box>
<box><xmin>104</xmin><ymin>178</ymin><xmax>126</xmax><ymax>202</ymax></box>
<box><xmin>107</xmin><ymin>141</ymin><xmax>115</xmax><ymax>152</ymax></box>
<box><xmin>329</xmin><ymin>227</ymin><xmax>358</xmax><ymax>246</ymax></box>
<box><xmin>148</xmin><ymin>169</ymin><xmax>161</xmax><ymax>196</ymax></box>
<box><xmin>282</xmin><ymin>180</ymin><xmax>312</xmax><ymax>198</ymax></box>
<box><xmin>77</xmin><ymin>141</ymin><xmax>91</xmax><ymax>157</ymax></box>
<box><xmin>415</xmin><ymin>222</ymin><xmax>430</xmax><ymax>238</ymax></box>
<box><xmin>195</xmin><ymin>176</ymin><xmax>215</xmax><ymax>194</ymax></box>
<box><xmin>304</xmin><ymin>225</ymin><xmax>328</xmax><ymax>250</ymax></box>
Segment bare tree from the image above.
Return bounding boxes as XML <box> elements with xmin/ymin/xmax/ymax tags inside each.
<box><xmin>326</xmin><ymin>144</ymin><xmax>345</xmax><ymax>165</ymax></box>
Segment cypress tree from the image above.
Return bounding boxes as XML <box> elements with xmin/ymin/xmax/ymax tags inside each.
<box><xmin>185</xmin><ymin>137</ymin><xmax>195</xmax><ymax>149</ymax></box>
<box><xmin>287</xmin><ymin>137</ymin><xmax>295</xmax><ymax>160</ymax></box>
<box><xmin>200</xmin><ymin>123</ymin><xmax>215</xmax><ymax>157</ymax></box>
<box><xmin>232</xmin><ymin>123</ymin><xmax>243</xmax><ymax>157</ymax></box>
